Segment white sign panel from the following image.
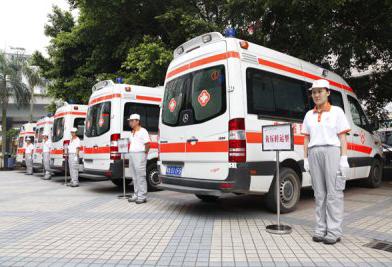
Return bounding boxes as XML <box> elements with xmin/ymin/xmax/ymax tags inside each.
<box><xmin>118</xmin><ymin>138</ymin><xmax>129</xmax><ymax>154</ymax></box>
<box><xmin>262</xmin><ymin>124</ymin><xmax>293</xmax><ymax>151</ymax></box>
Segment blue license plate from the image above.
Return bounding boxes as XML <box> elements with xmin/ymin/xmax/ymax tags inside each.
<box><xmin>166</xmin><ymin>166</ymin><xmax>182</xmax><ymax>176</ymax></box>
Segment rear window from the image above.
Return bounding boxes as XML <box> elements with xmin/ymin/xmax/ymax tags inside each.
<box><xmin>162</xmin><ymin>65</ymin><xmax>226</xmax><ymax>126</ymax></box>
<box><xmin>18</xmin><ymin>137</ymin><xmax>24</xmax><ymax>148</ymax></box>
<box><xmin>123</xmin><ymin>103</ymin><xmax>160</xmax><ymax>133</ymax></box>
<box><xmin>73</xmin><ymin>118</ymin><xmax>85</xmax><ymax>140</ymax></box>
<box><xmin>26</xmin><ymin>136</ymin><xmax>35</xmax><ymax>143</ymax></box>
<box><xmin>85</xmin><ymin>101</ymin><xmax>111</xmax><ymax>137</ymax></box>
<box><xmin>37</xmin><ymin>128</ymin><xmax>44</xmax><ymax>143</ymax></box>
<box><xmin>52</xmin><ymin>117</ymin><xmax>64</xmax><ymax>142</ymax></box>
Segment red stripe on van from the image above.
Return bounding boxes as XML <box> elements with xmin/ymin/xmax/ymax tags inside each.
<box><xmin>257</xmin><ymin>58</ymin><xmax>355</xmax><ymax>94</ymax></box>
<box><xmin>88</xmin><ymin>93</ymin><xmax>122</xmax><ymax>106</ymax></box>
<box><xmin>37</xmin><ymin>121</ymin><xmax>53</xmax><ymax>126</ymax></box>
<box><xmin>54</xmin><ymin>112</ymin><xmax>87</xmax><ymax>118</ymax></box>
<box><xmin>150</xmin><ymin>142</ymin><xmax>158</xmax><ymax>149</ymax></box>
<box><xmin>186</xmin><ymin>141</ymin><xmax>228</xmax><ymax>153</ymax></box>
<box><xmin>50</xmin><ymin>149</ymin><xmax>64</xmax><ymax>155</ymax></box>
<box><xmin>84</xmin><ymin>147</ymin><xmax>111</xmax><ymax>154</ymax></box>
<box><xmin>347</xmin><ymin>143</ymin><xmax>372</xmax><ymax>154</ymax></box>
<box><xmin>159</xmin><ymin>143</ymin><xmax>186</xmax><ymax>153</ymax></box>
<box><xmin>20</xmin><ymin>132</ymin><xmax>35</xmax><ymax>135</ymax></box>
<box><xmin>35</xmin><ymin>149</ymin><xmax>43</xmax><ymax>153</ymax></box>
<box><xmin>166</xmin><ymin>51</ymin><xmax>240</xmax><ymax>79</ymax></box>
<box><xmin>17</xmin><ymin>148</ymin><xmax>25</xmax><ymax>154</ymax></box>
<box><xmin>136</xmin><ymin>95</ymin><xmax>162</xmax><ymax>102</ymax></box>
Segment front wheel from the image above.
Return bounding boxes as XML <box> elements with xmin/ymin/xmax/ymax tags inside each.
<box><xmin>195</xmin><ymin>195</ymin><xmax>220</xmax><ymax>202</ymax></box>
<box><xmin>267</xmin><ymin>167</ymin><xmax>301</xmax><ymax>213</ymax></box>
<box><xmin>146</xmin><ymin>163</ymin><xmax>161</xmax><ymax>192</ymax></box>
<box><xmin>364</xmin><ymin>159</ymin><xmax>382</xmax><ymax>188</ymax></box>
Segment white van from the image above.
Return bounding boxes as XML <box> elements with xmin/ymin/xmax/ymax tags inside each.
<box><xmin>33</xmin><ymin>116</ymin><xmax>54</xmax><ymax>170</ymax></box>
<box><xmin>16</xmin><ymin>123</ymin><xmax>37</xmax><ymax>167</ymax></box>
<box><xmin>50</xmin><ymin>103</ymin><xmax>87</xmax><ymax>173</ymax></box>
<box><xmin>83</xmin><ymin>80</ymin><xmax>162</xmax><ymax>189</ymax></box>
<box><xmin>157</xmin><ymin>31</ymin><xmax>383</xmax><ymax>213</ymax></box>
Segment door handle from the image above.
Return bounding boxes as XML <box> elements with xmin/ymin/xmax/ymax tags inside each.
<box><xmin>93</xmin><ymin>145</ymin><xmax>98</xmax><ymax>148</ymax></box>
<box><xmin>353</xmin><ymin>133</ymin><xmax>359</xmax><ymax>137</ymax></box>
<box><xmin>186</xmin><ymin>138</ymin><xmax>198</xmax><ymax>142</ymax></box>
<box><xmin>160</xmin><ymin>140</ymin><xmax>168</xmax><ymax>144</ymax></box>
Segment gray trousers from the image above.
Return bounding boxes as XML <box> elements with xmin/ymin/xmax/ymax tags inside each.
<box><xmin>309</xmin><ymin>146</ymin><xmax>345</xmax><ymax>238</ymax></box>
<box><xmin>68</xmin><ymin>154</ymin><xmax>79</xmax><ymax>184</ymax></box>
<box><xmin>25</xmin><ymin>154</ymin><xmax>33</xmax><ymax>174</ymax></box>
<box><xmin>128</xmin><ymin>152</ymin><xmax>147</xmax><ymax>200</ymax></box>
<box><xmin>43</xmin><ymin>152</ymin><xmax>52</xmax><ymax>178</ymax></box>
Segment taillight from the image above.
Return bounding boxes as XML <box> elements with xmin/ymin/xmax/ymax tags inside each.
<box><xmin>63</xmin><ymin>140</ymin><xmax>70</xmax><ymax>158</ymax></box>
<box><xmin>229</xmin><ymin>118</ymin><xmax>246</xmax><ymax>162</ymax></box>
<box><xmin>110</xmin><ymin>134</ymin><xmax>121</xmax><ymax>160</ymax></box>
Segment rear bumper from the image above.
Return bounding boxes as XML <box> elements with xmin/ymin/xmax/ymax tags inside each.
<box><xmin>83</xmin><ymin>160</ymin><xmax>123</xmax><ymax>179</ymax></box>
<box><xmin>157</xmin><ymin>183</ymin><xmax>222</xmax><ymax>196</ymax></box>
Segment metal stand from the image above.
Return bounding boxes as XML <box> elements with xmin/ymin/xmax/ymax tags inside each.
<box><xmin>62</xmin><ymin>158</ymin><xmax>68</xmax><ymax>186</ymax></box>
<box><xmin>118</xmin><ymin>154</ymin><xmax>131</xmax><ymax>199</ymax></box>
<box><xmin>266</xmin><ymin>151</ymin><xmax>292</xmax><ymax>235</ymax></box>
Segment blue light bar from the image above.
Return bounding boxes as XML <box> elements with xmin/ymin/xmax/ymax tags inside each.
<box><xmin>224</xmin><ymin>28</ymin><xmax>236</xmax><ymax>37</ymax></box>
<box><xmin>116</xmin><ymin>77</ymin><xmax>123</xmax><ymax>84</ymax></box>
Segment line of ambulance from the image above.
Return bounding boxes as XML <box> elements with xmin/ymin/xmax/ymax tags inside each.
<box><xmin>14</xmin><ymin>30</ymin><xmax>385</xmax><ymax>213</ymax></box>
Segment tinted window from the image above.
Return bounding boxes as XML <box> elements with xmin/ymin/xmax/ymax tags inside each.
<box><xmin>26</xmin><ymin>136</ymin><xmax>34</xmax><ymax>143</ymax></box>
<box><xmin>52</xmin><ymin>118</ymin><xmax>64</xmax><ymax>142</ymax></box>
<box><xmin>18</xmin><ymin>137</ymin><xmax>24</xmax><ymax>148</ymax></box>
<box><xmin>162</xmin><ymin>75</ymin><xmax>187</xmax><ymax>126</ymax></box>
<box><xmin>38</xmin><ymin>128</ymin><xmax>44</xmax><ymax>143</ymax></box>
<box><xmin>348</xmin><ymin>95</ymin><xmax>370</xmax><ymax>131</ymax></box>
<box><xmin>124</xmin><ymin>103</ymin><xmax>160</xmax><ymax>133</ymax></box>
<box><xmin>246</xmin><ymin>68</ymin><xmax>308</xmax><ymax>121</ymax></box>
<box><xmin>73</xmin><ymin>118</ymin><xmax>85</xmax><ymax>140</ymax></box>
<box><xmin>85</xmin><ymin>102</ymin><xmax>111</xmax><ymax>137</ymax></box>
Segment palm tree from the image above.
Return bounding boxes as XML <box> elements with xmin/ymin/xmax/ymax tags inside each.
<box><xmin>24</xmin><ymin>65</ymin><xmax>45</xmax><ymax>122</ymax></box>
<box><xmin>0</xmin><ymin>51</ymin><xmax>30</xmax><ymax>159</ymax></box>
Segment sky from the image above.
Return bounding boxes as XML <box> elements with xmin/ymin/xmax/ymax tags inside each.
<box><xmin>0</xmin><ymin>0</ymin><xmax>78</xmax><ymax>56</ymax></box>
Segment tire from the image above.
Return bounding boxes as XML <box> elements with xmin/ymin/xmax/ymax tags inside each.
<box><xmin>364</xmin><ymin>159</ymin><xmax>382</xmax><ymax>188</ymax></box>
<box><xmin>195</xmin><ymin>194</ymin><xmax>220</xmax><ymax>202</ymax></box>
<box><xmin>146</xmin><ymin>163</ymin><xmax>161</xmax><ymax>192</ymax></box>
<box><xmin>111</xmin><ymin>178</ymin><xmax>131</xmax><ymax>188</ymax></box>
<box><xmin>267</xmin><ymin>167</ymin><xmax>301</xmax><ymax>213</ymax></box>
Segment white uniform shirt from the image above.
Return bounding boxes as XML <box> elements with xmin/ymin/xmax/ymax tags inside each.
<box><xmin>129</xmin><ymin>127</ymin><xmax>150</xmax><ymax>153</ymax></box>
<box><xmin>43</xmin><ymin>139</ymin><xmax>52</xmax><ymax>153</ymax></box>
<box><xmin>25</xmin><ymin>143</ymin><xmax>34</xmax><ymax>154</ymax></box>
<box><xmin>301</xmin><ymin>103</ymin><xmax>351</xmax><ymax>148</ymax></box>
<box><xmin>68</xmin><ymin>137</ymin><xmax>81</xmax><ymax>154</ymax></box>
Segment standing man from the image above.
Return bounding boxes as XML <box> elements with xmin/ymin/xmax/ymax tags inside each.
<box><xmin>68</xmin><ymin>127</ymin><xmax>80</xmax><ymax>187</ymax></box>
<box><xmin>25</xmin><ymin>137</ymin><xmax>34</xmax><ymax>175</ymax></box>
<box><xmin>301</xmin><ymin>79</ymin><xmax>351</xmax><ymax>245</ymax></box>
<box><xmin>127</xmin><ymin>114</ymin><xmax>150</xmax><ymax>204</ymax></box>
<box><xmin>42</xmin><ymin>133</ymin><xmax>52</xmax><ymax>180</ymax></box>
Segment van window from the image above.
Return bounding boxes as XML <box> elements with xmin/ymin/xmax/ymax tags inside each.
<box><xmin>73</xmin><ymin>118</ymin><xmax>85</xmax><ymax>140</ymax></box>
<box><xmin>162</xmin><ymin>65</ymin><xmax>226</xmax><ymax>126</ymax></box>
<box><xmin>38</xmin><ymin>128</ymin><xmax>44</xmax><ymax>143</ymax></box>
<box><xmin>123</xmin><ymin>103</ymin><xmax>160</xmax><ymax>133</ymax></box>
<box><xmin>85</xmin><ymin>101</ymin><xmax>111</xmax><ymax>137</ymax></box>
<box><xmin>18</xmin><ymin>137</ymin><xmax>24</xmax><ymax>148</ymax></box>
<box><xmin>26</xmin><ymin>136</ymin><xmax>35</xmax><ymax>143</ymax></box>
<box><xmin>52</xmin><ymin>118</ymin><xmax>64</xmax><ymax>142</ymax></box>
<box><xmin>246</xmin><ymin>68</ymin><xmax>308</xmax><ymax>121</ymax></box>
<box><xmin>348</xmin><ymin>95</ymin><xmax>370</xmax><ymax>131</ymax></box>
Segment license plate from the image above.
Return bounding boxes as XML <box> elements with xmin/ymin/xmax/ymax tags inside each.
<box><xmin>166</xmin><ymin>166</ymin><xmax>182</xmax><ymax>176</ymax></box>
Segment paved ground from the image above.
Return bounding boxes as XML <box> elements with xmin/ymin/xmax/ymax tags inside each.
<box><xmin>0</xmin><ymin>170</ymin><xmax>391</xmax><ymax>267</ymax></box>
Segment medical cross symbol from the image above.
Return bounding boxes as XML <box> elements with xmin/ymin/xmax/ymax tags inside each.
<box><xmin>198</xmin><ymin>90</ymin><xmax>210</xmax><ymax>107</ymax></box>
<box><xmin>169</xmin><ymin>98</ymin><xmax>176</xmax><ymax>112</ymax></box>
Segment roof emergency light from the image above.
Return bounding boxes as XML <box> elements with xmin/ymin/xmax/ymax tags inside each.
<box><xmin>116</xmin><ymin>77</ymin><xmax>123</xmax><ymax>84</ymax></box>
<box><xmin>225</xmin><ymin>28</ymin><xmax>236</xmax><ymax>38</ymax></box>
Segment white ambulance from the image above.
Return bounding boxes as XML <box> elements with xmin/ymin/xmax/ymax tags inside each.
<box><xmin>50</xmin><ymin>102</ymin><xmax>87</xmax><ymax>173</ymax></box>
<box><xmin>15</xmin><ymin>123</ymin><xmax>36</xmax><ymax>167</ymax></box>
<box><xmin>83</xmin><ymin>80</ymin><xmax>162</xmax><ymax>189</ymax></box>
<box><xmin>33</xmin><ymin>116</ymin><xmax>54</xmax><ymax>170</ymax></box>
<box><xmin>157</xmin><ymin>31</ymin><xmax>383</xmax><ymax>213</ymax></box>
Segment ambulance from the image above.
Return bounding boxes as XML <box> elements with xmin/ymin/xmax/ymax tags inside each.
<box><xmin>33</xmin><ymin>116</ymin><xmax>54</xmax><ymax>170</ymax></box>
<box><xmin>157</xmin><ymin>30</ymin><xmax>383</xmax><ymax>213</ymax></box>
<box><xmin>50</xmin><ymin>102</ymin><xmax>87</xmax><ymax>173</ymax></box>
<box><xmin>82</xmin><ymin>80</ymin><xmax>162</xmax><ymax>189</ymax></box>
<box><xmin>15</xmin><ymin>123</ymin><xmax>36</xmax><ymax>167</ymax></box>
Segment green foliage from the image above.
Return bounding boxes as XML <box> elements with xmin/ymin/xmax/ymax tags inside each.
<box><xmin>44</xmin><ymin>5</ymin><xmax>75</xmax><ymax>38</ymax></box>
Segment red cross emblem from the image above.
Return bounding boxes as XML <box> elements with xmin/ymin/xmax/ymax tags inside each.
<box><xmin>198</xmin><ymin>90</ymin><xmax>211</xmax><ymax>107</ymax></box>
<box><xmin>169</xmin><ymin>98</ymin><xmax>176</xmax><ymax>112</ymax></box>
<box><xmin>360</xmin><ymin>133</ymin><xmax>365</xmax><ymax>144</ymax></box>
<box><xmin>98</xmin><ymin>117</ymin><xmax>104</xmax><ymax>127</ymax></box>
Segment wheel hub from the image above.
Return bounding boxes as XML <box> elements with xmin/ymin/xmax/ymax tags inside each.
<box><xmin>280</xmin><ymin>177</ymin><xmax>294</xmax><ymax>204</ymax></box>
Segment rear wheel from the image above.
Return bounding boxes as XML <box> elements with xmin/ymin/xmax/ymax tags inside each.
<box><xmin>267</xmin><ymin>167</ymin><xmax>301</xmax><ymax>213</ymax></box>
<box><xmin>111</xmin><ymin>178</ymin><xmax>131</xmax><ymax>188</ymax></box>
<box><xmin>195</xmin><ymin>195</ymin><xmax>220</xmax><ymax>202</ymax></box>
<box><xmin>364</xmin><ymin>159</ymin><xmax>382</xmax><ymax>188</ymax></box>
<box><xmin>146</xmin><ymin>163</ymin><xmax>161</xmax><ymax>192</ymax></box>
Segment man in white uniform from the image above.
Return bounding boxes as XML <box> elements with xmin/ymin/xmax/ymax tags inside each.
<box><xmin>42</xmin><ymin>133</ymin><xmax>52</xmax><ymax>180</ymax></box>
<box><xmin>25</xmin><ymin>137</ymin><xmax>34</xmax><ymax>175</ymax></box>
<box><xmin>68</xmin><ymin>127</ymin><xmax>81</xmax><ymax>187</ymax></box>
<box><xmin>301</xmin><ymin>79</ymin><xmax>351</xmax><ymax>245</ymax></box>
<box><xmin>127</xmin><ymin>114</ymin><xmax>150</xmax><ymax>204</ymax></box>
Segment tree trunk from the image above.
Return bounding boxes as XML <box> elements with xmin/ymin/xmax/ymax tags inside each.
<box><xmin>1</xmin><ymin>99</ymin><xmax>7</xmax><ymax>165</ymax></box>
<box><xmin>29</xmin><ymin>93</ymin><xmax>34</xmax><ymax>122</ymax></box>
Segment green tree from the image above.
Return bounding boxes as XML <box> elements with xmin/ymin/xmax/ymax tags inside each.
<box><xmin>24</xmin><ymin>65</ymin><xmax>46</xmax><ymax>122</ymax></box>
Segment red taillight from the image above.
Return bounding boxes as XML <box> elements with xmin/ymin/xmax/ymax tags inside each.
<box><xmin>110</xmin><ymin>134</ymin><xmax>121</xmax><ymax>160</ymax></box>
<box><xmin>63</xmin><ymin>140</ymin><xmax>70</xmax><ymax>158</ymax></box>
<box><xmin>229</xmin><ymin>118</ymin><xmax>246</xmax><ymax>162</ymax></box>
<box><xmin>220</xmin><ymin>183</ymin><xmax>234</xmax><ymax>189</ymax></box>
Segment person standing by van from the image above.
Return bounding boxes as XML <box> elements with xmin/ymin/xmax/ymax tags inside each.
<box><xmin>42</xmin><ymin>133</ymin><xmax>52</xmax><ymax>180</ymax></box>
<box><xmin>301</xmin><ymin>79</ymin><xmax>351</xmax><ymax>245</ymax></box>
<box><xmin>127</xmin><ymin>114</ymin><xmax>150</xmax><ymax>204</ymax></box>
<box><xmin>68</xmin><ymin>128</ymin><xmax>80</xmax><ymax>187</ymax></box>
<box><xmin>25</xmin><ymin>137</ymin><xmax>34</xmax><ymax>175</ymax></box>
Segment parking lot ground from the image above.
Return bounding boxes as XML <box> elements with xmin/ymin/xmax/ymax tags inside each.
<box><xmin>0</xmin><ymin>170</ymin><xmax>391</xmax><ymax>267</ymax></box>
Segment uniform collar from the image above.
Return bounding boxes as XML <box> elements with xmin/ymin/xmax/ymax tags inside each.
<box><xmin>313</xmin><ymin>102</ymin><xmax>331</xmax><ymax>113</ymax></box>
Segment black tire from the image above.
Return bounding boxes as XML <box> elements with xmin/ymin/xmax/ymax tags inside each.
<box><xmin>195</xmin><ymin>194</ymin><xmax>220</xmax><ymax>202</ymax></box>
<box><xmin>146</xmin><ymin>163</ymin><xmax>161</xmax><ymax>192</ymax></box>
<box><xmin>111</xmin><ymin>178</ymin><xmax>131</xmax><ymax>188</ymax></box>
<box><xmin>364</xmin><ymin>159</ymin><xmax>382</xmax><ymax>188</ymax></box>
<box><xmin>267</xmin><ymin>167</ymin><xmax>301</xmax><ymax>213</ymax></box>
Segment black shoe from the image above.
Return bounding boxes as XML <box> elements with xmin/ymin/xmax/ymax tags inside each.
<box><xmin>323</xmin><ymin>237</ymin><xmax>341</xmax><ymax>245</ymax></box>
<box><xmin>312</xmin><ymin>235</ymin><xmax>325</xmax><ymax>242</ymax></box>
<box><xmin>135</xmin><ymin>199</ymin><xmax>147</xmax><ymax>204</ymax></box>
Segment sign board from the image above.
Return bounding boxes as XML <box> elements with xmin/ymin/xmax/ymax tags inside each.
<box><xmin>262</xmin><ymin>123</ymin><xmax>293</xmax><ymax>151</ymax></box>
<box><xmin>118</xmin><ymin>138</ymin><xmax>129</xmax><ymax>154</ymax></box>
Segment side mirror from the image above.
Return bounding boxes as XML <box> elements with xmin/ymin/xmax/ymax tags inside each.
<box><xmin>371</xmin><ymin>117</ymin><xmax>379</xmax><ymax>131</ymax></box>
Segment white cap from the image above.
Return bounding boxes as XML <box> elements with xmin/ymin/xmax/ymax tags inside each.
<box><xmin>127</xmin><ymin>114</ymin><xmax>140</xmax><ymax>121</ymax></box>
<box><xmin>42</xmin><ymin>132</ymin><xmax>49</xmax><ymax>136</ymax></box>
<box><xmin>26</xmin><ymin>137</ymin><xmax>31</xmax><ymax>141</ymax></box>
<box><xmin>71</xmin><ymin>127</ymin><xmax>78</xmax><ymax>132</ymax></box>
<box><xmin>309</xmin><ymin>79</ymin><xmax>330</xmax><ymax>90</ymax></box>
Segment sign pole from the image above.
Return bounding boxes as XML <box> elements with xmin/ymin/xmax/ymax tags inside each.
<box><xmin>63</xmin><ymin>158</ymin><xmax>68</xmax><ymax>186</ymax></box>
<box><xmin>117</xmin><ymin>138</ymin><xmax>131</xmax><ymax>199</ymax></box>
<box><xmin>276</xmin><ymin>150</ymin><xmax>280</xmax><ymax>227</ymax></box>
